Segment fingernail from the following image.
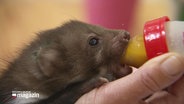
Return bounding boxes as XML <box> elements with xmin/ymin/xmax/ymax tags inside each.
<box><xmin>161</xmin><ymin>55</ymin><xmax>184</xmax><ymax>76</ymax></box>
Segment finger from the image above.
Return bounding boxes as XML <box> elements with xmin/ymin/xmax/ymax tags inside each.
<box><xmin>145</xmin><ymin>76</ymin><xmax>184</xmax><ymax>104</ymax></box>
<box><xmin>167</xmin><ymin>76</ymin><xmax>184</xmax><ymax>102</ymax></box>
<box><xmin>145</xmin><ymin>91</ymin><xmax>173</xmax><ymax>104</ymax></box>
<box><xmin>168</xmin><ymin>76</ymin><xmax>184</xmax><ymax>95</ymax></box>
<box><xmin>98</xmin><ymin>53</ymin><xmax>184</xmax><ymax>104</ymax></box>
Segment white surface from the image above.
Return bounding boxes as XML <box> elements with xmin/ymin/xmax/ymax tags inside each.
<box><xmin>165</xmin><ymin>21</ymin><xmax>184</xmax><ymax>55</ymax></box>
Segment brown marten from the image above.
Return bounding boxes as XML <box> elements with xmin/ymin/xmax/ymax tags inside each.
<box><xmin>0</xmin><ymin>21</ymin><xmax>132</xmax><ymax>104</ymax></box>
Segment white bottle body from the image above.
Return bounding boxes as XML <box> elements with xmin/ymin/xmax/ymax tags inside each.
<box><xmin>165</xmin><ymin>21</ymin><xmax>184</xmax><ymax>56</ymax></box>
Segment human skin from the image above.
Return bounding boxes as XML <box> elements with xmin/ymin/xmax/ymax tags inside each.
<box><xmin>76</xmin><ymin>53</ymin><xmax>184</xmax><ymax>104</ymax></box>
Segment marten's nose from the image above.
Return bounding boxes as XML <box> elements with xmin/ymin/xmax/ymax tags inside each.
<box><xmin>123</xmin><ymin>31</ymin><xmax>130</xmax><ymax>40</ymax></box>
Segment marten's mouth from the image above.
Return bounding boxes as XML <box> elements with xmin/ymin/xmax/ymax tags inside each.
<box><xmin>102</xmin><ymin>30</ymin><xmax>132</xmax><ymax>80</ymax></box>
<box><xmin>111</xmin><ymin>31</ymin><xmax>132</xmax><ymax>78</ymax></box>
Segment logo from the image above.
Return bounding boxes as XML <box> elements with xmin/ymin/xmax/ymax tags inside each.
<box><xmin>12</xmin><ymin>91</ymin><xmax>39</xmax><ymax>99</ymax></box>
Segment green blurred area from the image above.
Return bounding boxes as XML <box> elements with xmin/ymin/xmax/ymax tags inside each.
<box><xmin>178</xmin><ymin>1</ymin><xmax>184</xmax><ymax>21</ymax></box>
<box><xmin>179</xmin><ymin>6</ymin><xmax>184</xmax><ymax>20</ymax></box>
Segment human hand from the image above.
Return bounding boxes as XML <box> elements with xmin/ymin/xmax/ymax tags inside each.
<box><xmin>76</xmin><ymin>53</ymin><xmax>184</xmax><ymax>104</ymax></box>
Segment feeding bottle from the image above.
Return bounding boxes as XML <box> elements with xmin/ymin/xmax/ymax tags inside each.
<box><xmin>121</xmin><ymin>16</ymin><xmax>184</xmax><ymax>67</ymax></box>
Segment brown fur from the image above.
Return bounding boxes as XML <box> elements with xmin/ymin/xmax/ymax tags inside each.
<box><xmin>0</xmin><ymin>21</ymin><xmax>132</xmax><ymax>104</ymax></box>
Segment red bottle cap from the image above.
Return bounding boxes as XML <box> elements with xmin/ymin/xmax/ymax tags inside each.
<box><xmin>143</xmin><ymin>16</ymin><xmax>170</xmax><ymax>59</ymax></box>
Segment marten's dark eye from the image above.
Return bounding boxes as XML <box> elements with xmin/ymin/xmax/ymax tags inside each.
<box><xmin>89</xmin><ymin>38</ymin><xmax>99</xmax><ymax>46</ymax></box>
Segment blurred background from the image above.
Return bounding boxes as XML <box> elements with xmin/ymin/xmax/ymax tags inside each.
<box><xmin>0</xmin><ymin>0</ymin><xmax>183</xmax><ymax>71</ymax></box>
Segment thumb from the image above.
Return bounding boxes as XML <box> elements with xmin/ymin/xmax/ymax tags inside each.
<box><xmin>99</xmin><ymin>53</ymin><xmax>184</xmax><ymax>103</ymax></box>
<box><xmin>137</xmin><ymin>53</ymin><xmax>184</xmax><ymax>99</ymax></box>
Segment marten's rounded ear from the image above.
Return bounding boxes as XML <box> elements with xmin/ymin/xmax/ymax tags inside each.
<box><xmin>37</xmin><ymin>48</ymin><xmax>61</xmax><ymax>77</ymax></box>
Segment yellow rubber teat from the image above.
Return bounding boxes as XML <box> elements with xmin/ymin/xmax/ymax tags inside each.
<box><xmin>121</xmin><ymin>35</ymin><xmax>148</xmax><ymax>68</ymax></box>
